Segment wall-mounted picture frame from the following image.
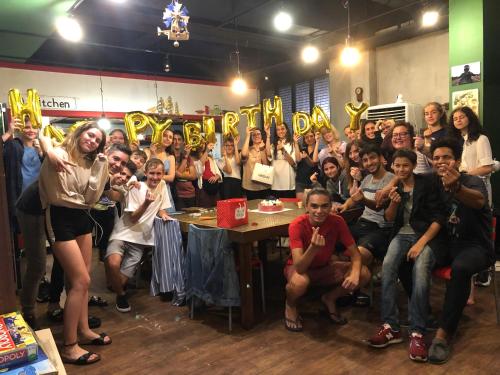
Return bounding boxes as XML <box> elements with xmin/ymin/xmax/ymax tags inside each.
<box><xmin>451</xmin><ymin>61</ymin><xmax>481</xmax><ymax>86</ymax></box>
<box><xmin>452</xmin><ymin>88</ymin><xmax>479</xmax><ymax>115</ymax></box>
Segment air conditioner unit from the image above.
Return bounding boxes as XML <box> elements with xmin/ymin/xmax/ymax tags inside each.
<box><xmin>366</xmin><ymin>102</ymin><xmax>424</xmax><ymax>131</ymax></box>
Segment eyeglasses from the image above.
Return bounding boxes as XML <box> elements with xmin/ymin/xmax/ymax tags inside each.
<box><xmin>252</xmin><ymin>132</ymin><xmax>262</xmax><ymax>137</ymax></box>
<box><xmin>392</xmin><ymin>132</ymin><xmax>409</xmax><ymax>139</ymax></box>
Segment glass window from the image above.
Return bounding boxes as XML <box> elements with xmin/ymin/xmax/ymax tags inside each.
<box><xmin>313</xmin><ymin>76</ymin><xmax>330</xmax><ymax>120</ymax></box>
<box><xmin>295</xmin><ymin>81</ymin><xmax>310</xmax><ymax>114</ymax></box>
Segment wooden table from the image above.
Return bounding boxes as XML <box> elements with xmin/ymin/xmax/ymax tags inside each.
<box><xmin>173</xmin><ymin>200</ymin><xmax>304</xmax><ymax>329</ymax></box>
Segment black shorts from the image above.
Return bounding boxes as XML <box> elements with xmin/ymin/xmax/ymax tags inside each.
<box><xmin>48</xmin><ymin>205</ymin><xmax>93</xmax><ymax>242</ymax></box>
<box><xmin>349</xmin><ymin>219</ymin><xmax>392</xmax><ymax>260</ymax></box>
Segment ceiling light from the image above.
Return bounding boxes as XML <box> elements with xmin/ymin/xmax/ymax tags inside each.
<box><xmin>301</xmin><ymin>46</ymin><xmax>319</xmax><ymax>64</ymax></box>
<box><xmin>340</xmin><ymin>1</ymin><xmax>360</xmax><ymax>67</ymax></box>
<box><xmin>273</xmin><ymin>11</ymin><xmax>292</xmax><ymax>32</ymax></box>
<box><xmin>422</xmin><ymin>10</ymin><xmax>439</xmax><ymax>27</ymax></box>
<box><xmin>55</xmin><ymin>16</ymin><xmax>83</xmax><ymax>42</ymax></box>
<box><xmin>341</xmin><ymin>46</ymin><xmax>360</xmax><ymax>66</ymax></box>
<box><xmin>98</xmin><ymin>115</ymin><xmax>111</xmax><ymax>130</ymax></box>
<box><xmin>110</xmin><ymin>0</ymin><xmax>127</xmax><ymax>3</ymax></box>
<box><xmin>230</xmin><ymin>45</ymin><xmax>247</xmax><ymax>95</ymax></box>
<box><xmin>231</xmin><ymin>77</ymin><xmax>248</xmax><ymax>95</ymax></box>
<box><xmin>264</xmin><ymin>76</ymin><xmax>269</xmax><ymax>81</ymax></box>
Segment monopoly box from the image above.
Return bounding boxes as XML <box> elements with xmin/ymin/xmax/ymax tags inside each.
<box><xmin>0</xmin><ymin>312</ymin><xmax>38</xmax><ymax>369</ymax></box>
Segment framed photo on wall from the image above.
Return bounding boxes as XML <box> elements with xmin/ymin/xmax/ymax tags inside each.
<box><xmin>451</xmin><ymin>61</ymin><xmax>481</xmax><ymax>86</ymax></box>
<box><xmin>452</xmin><ymin>89</ymin><xmax>479</xmax><ymax>115</ymax></box>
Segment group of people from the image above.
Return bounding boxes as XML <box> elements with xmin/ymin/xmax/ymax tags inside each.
<box><xmin>283</xmin><ymin>103</ymin><xmax>496</xmax><ymax>365</ymax></box>
<box><xmin>1</xmin><ymin>101</ymin><xmax>496</xmax><ymax>366</ymax></box>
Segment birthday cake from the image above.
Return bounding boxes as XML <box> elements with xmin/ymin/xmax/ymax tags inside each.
<box><xmin>258</xmin><ymin>199</ymin><xmax>284</xmax><ymax>212</ymax></box>
<box><xmin>0</xmin><ymin>312</ymin><xmax>38</xmax><ymax>369</ymax></box>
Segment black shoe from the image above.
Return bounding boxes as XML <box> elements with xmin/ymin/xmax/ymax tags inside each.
<box><xmin>116</xmin><ymin>294</ymin><xmax>131</xmax><ymax>313</ymax></box>
<box><xmin>88</xmin><ymin>316</ymin><xmax>101</xmax><ymax>329</ymax></box>
<box><xmin>47</xmin><ymin>308</ymin><xmax>64</xmax><ymax>322</ymax></box>
<box><xmin>88</xmin><ymin>295</ymin><xmax>108</xmax><ymax>307</ymax></box>
<box><xmin>36</xmin><ymin>278</ymin><xmax>51</xmax><ymax>303</ymax></box>
<box><xmin>475</xmin><ymin>270</ymin><xmax>491</xmax><ymax>287</ymax></box>
<box><xmin>23</xmin><ymin>313</ymin><xmax>39</xmax><ymax>330</ymax></box>
<box><xmin>353</xmin><ymin>291</ymin><xmax>371</xmax><ymax>307</ymax></box>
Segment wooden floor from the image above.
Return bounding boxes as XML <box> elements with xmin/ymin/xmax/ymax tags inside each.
<box><xmin>26</xmin><ymin>249</ymin><xmax>500</xmax><ymax>375</ymax></box>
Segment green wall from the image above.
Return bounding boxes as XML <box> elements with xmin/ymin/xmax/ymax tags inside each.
<box><xmin>449</xmin><ymin>0</ymin><xmax>500</xmax><ymax>207</ymax></box>
<box><xmin>449</xmin><ymin>0</ymin><xmax>483</xmax><ymax>118</ymax></box>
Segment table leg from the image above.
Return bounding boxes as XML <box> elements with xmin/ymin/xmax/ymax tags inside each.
<box><xmin>238</xmin><ymin>243</ymin><xmax>254</xmax><ymax>329</ymax></box>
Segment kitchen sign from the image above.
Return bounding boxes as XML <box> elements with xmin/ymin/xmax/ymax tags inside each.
<box><xmin>40</xmin><ymin>96</ymin><xmax>77</xmax><ymax>110</ymax></box>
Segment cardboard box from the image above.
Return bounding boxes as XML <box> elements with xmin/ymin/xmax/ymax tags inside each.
<box><xmin>0</xmin><ymin>313</ymin><xmax>38</xmax><ymax>369</ymax></box>
<box><xmin>34</xmin><ymin>329</ymin><xmax>65</xmax><ymax>375</ymax></box>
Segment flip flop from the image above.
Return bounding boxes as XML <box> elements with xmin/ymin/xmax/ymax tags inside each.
<box><xmin>80</xmin><ymin>332</ymin><xmax>112</xmax><ymax>346</ymax></box>
<box><xmin>284</xmin><ymin>315</ymin><xmax>303</xmax><ymax>332</ymax></box>
<box><xmin>89</xmin><ymin>295</ymin><xmax>108</xmax><ymax>307</ymax></box>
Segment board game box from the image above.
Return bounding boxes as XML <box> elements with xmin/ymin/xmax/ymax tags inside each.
<box><xmin>0</xmin><ymin>313</ymin><xmax>38</xmax><ymax>369</ymax></box>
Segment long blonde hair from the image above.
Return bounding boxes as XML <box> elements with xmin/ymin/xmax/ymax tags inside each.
<box><xmin>62</xmin><ymin>121</ymin><xmax>106</xmax><ymax>162</ymax></box>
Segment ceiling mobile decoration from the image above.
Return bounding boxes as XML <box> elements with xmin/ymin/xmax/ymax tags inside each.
<box><xmin>157</xmin><ymin>1</ymin><xmax>190</xmax><ymax>47</ymax></box>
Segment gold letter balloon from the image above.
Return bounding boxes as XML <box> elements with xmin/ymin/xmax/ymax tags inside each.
<box><xmin>202</xmin><ymin>117</ymin><xmax>216</xmax><ymax>144</ymax></box>
<box><xmin>8</xmin><ymin>88</ymin><xmax>43</xmax><ymax>129</ymax></box>
<box><xmin>344</xmin><ymin>102</ymin><xmax>369</xmax><ymax>131</ymax></box>
<box><xmin>183</xmin><ymin>121</ymin><xmax>203</xmax><ymax>149</ymax></box>
<box><xmin>149</xmin><ymin>116</ymin><xmax>173</xmax><ymax>145</ymax></box>
<box><xmin>311</xmin><ymin>105</ymin><xmax>333</xmax><ymax>132</ymax></box>
<box><xmin>124</xmin><ymin>112</ymin><xmax>150</xmax><ymax>144</ymax></box>
<box><xmin>262</xmin><ymin>96</ymin><xmax>283</xmax><ymax>129</ymax></box>
<box><xmin>292</xmin><ymin>112</ymin><xmax>312</xmax><ymax>136</ymax></box>
<box><xmin>222</xmin><ymin>112</ymin><xmax>239</xmax><ymax>138</ymax></box>
<box><xmin>239</xmin><ymin>104</ymin><xmax>261</xmax><ymax>130</ymax></box>
<box><xmin>42</xmin><ymin>124</ymin><xmax>65</xmax><ymax>143</ymax></box>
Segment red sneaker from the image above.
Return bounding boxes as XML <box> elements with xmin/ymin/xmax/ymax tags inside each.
<box><xmin>366</xmin><ymin>323</ymin><xmax>403</xmax><ymax>348</ymax></box>
<box><xmin>409</xmin><ymin>332</ymin><xmax>428</xmax><ymax>362</ymax></box>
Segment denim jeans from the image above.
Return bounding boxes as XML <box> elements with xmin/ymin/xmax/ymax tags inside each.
<box><xmin>381</xmin><ymin>233</ymin><xmax>435</xmax><ymax>334</ymax></box>
<box><xmin>185</xmin><ymin>225</ymin><xmax>240</xmax><ymax>307</ymax></box>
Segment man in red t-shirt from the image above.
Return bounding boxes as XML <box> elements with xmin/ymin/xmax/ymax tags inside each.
<box><xmin>284</xmin><ymin>188</ymin><xmax>371</xmax><ymax>331</ymax></box>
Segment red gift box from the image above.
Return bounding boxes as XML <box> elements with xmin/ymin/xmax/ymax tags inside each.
<box><xmin>217</xmin><ymin>198</ymin><xmax>248</xmax><ymax>228</ymax></box>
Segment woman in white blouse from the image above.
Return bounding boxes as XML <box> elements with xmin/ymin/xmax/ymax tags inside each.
<box><xmin>217</xmin><ymin>135</ymin><xmax>242</xmax><ymax>199</ymax></box>
<box><xmin>266</xmin><ymin>122</ymin><xmax>301</xmax><ymax>198</ymax></box>
<box><xmin>449</xmin><ymin>106</ymin><xmax>494</xmax><ymax>205</ymax></box>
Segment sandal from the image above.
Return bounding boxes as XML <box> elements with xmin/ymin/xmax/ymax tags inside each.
<box><xmin>89</xmin><ymin>295</ymin><xmax>108</xmax><ymax>307</ymax></box>
<box><xmin>320</xmin><ymin>301</ymin><xmax>348</xmax><ymax>325</ymax></box>
<box><xmin>80</xmin><ymin>332</ymin><xmax>112</xmax><ymax>346</ymax></box>
<box><xmin>61</xmin><ymin>342</ymin><xmax>101</xmax><ymax>365</ymax></box>
<box><xmin>284</xmin><ymin>315</ymin><xmax>303</xmax><ymax>332</ymax></box>
<box><xmin>47</xmin><ymin>308</ymin><xmax>64</xmax><ymax>322</ymax></box>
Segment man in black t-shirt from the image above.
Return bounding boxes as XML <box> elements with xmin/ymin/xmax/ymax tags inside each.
<box><xmin>428</xmin><ymin>138</ymin><xmax>495</xmax><ymax>365</ymax></box>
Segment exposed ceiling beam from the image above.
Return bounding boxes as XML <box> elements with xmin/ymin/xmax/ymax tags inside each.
<box><xmin>75</xmin><ymin>2</ymin><xmax>303</xmax><ymax>53</ymax></box>
<box><xmin>216</xmin><ymin>0</ymin><xmax>279</xmax><ymax>28</ymax></box>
